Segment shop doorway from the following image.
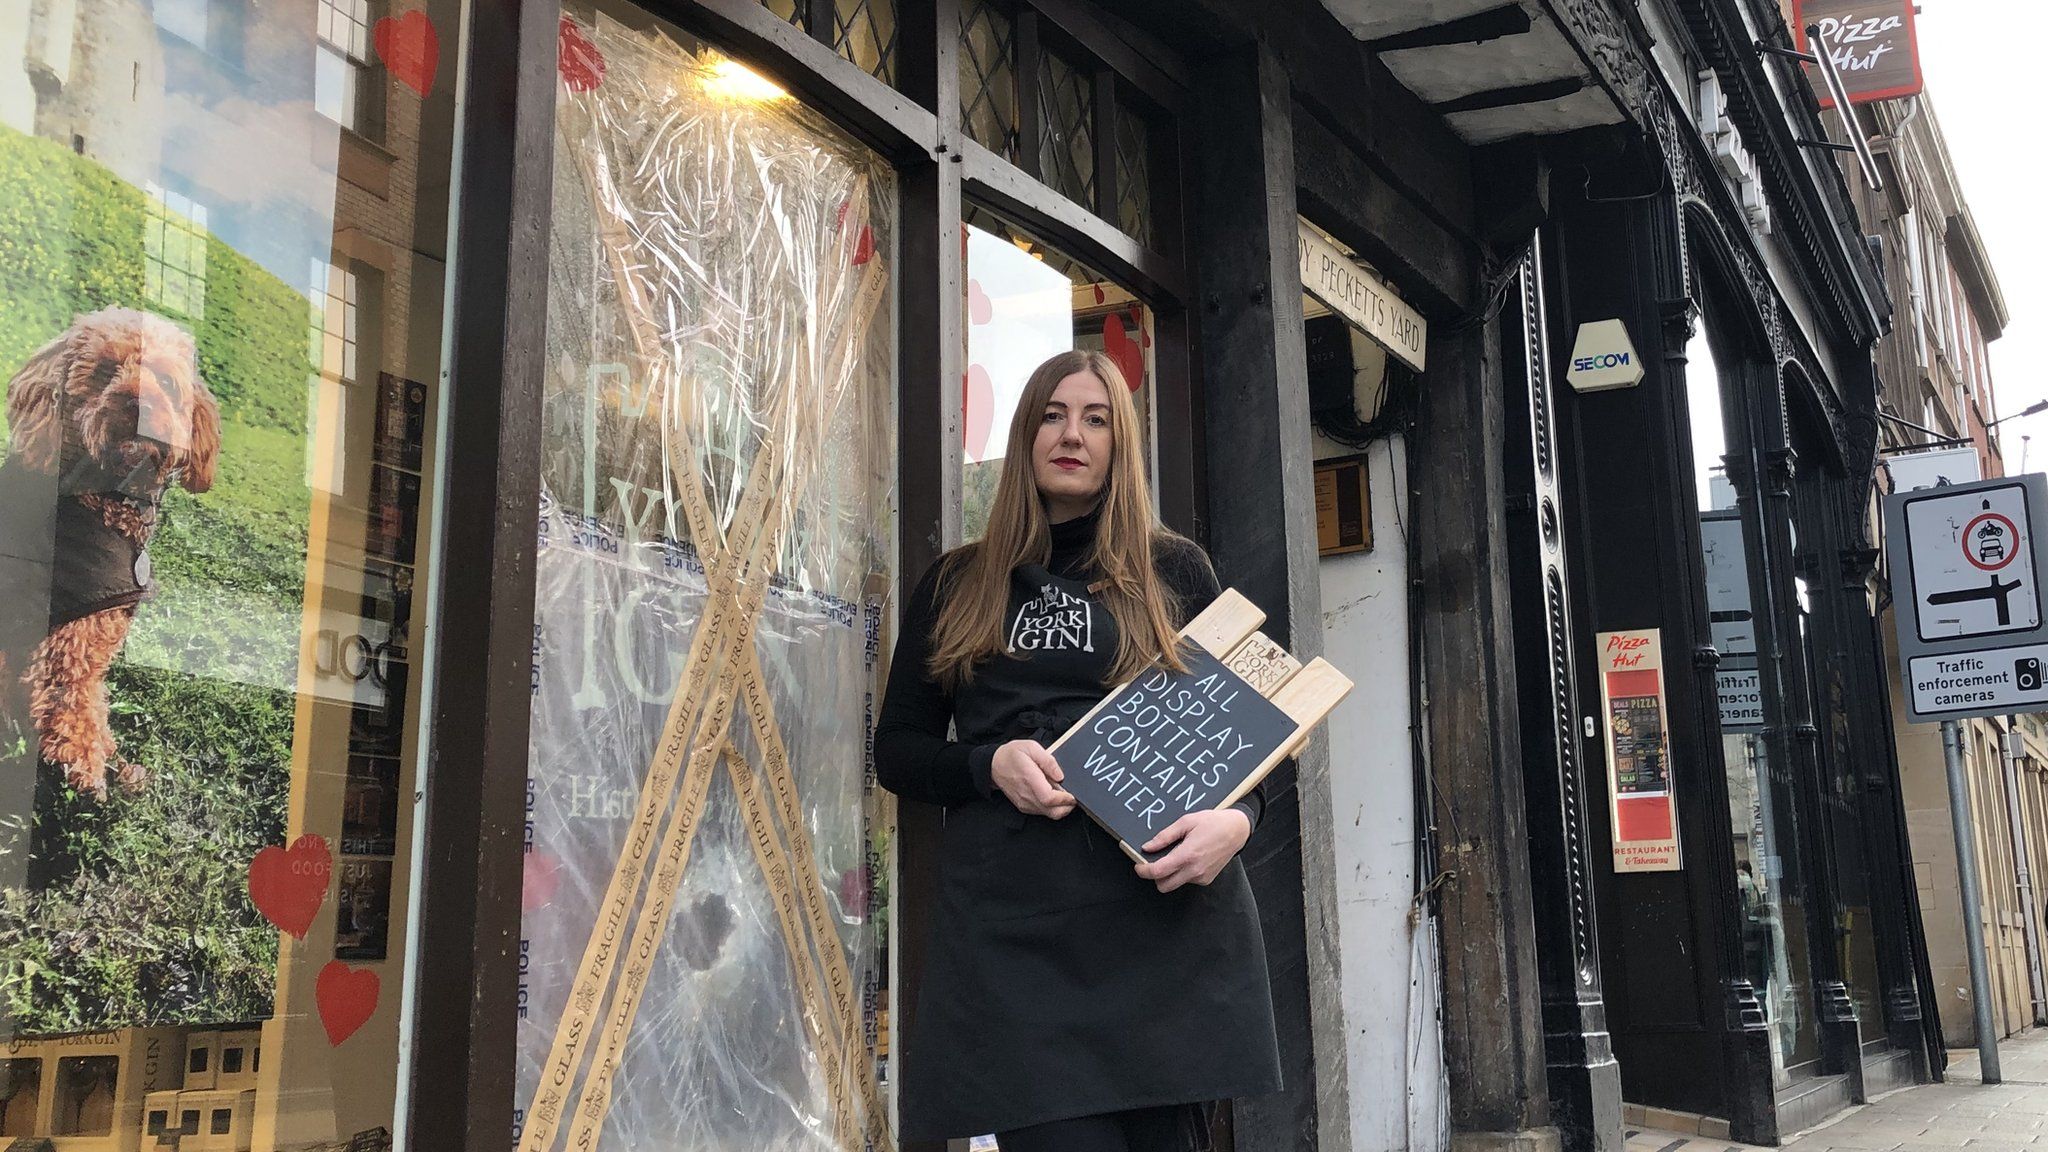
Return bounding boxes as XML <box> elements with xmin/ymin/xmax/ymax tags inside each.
<box><xmin>1294</xmin><ymin>217</ymin><xmax>1449</xmax><ymax>1152</ymax></box>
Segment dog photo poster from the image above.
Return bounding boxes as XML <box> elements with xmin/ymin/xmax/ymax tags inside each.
<box><xmin>0</xmin><ymin>119</ymin><xmax>365</xmax><ymax>1038</ymax></box>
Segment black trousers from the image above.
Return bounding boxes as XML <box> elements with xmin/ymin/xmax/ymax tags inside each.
<box><xmin>996</xmin><ymin>1104</ymin><xmax>1209</xmax><ymax>1152</ymax></box>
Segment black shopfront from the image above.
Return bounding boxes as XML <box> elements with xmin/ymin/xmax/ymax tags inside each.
<box><xmin>1500</xmin><ymin>2</ymin><xmax>1941</xmax><ymax>1146</ymax></box>
<box><xmin>419</xmin><ymin>1</ymin><xmax>1529</xmax><ymax>1151</ymax></box>
<box><xmin>0</xmin><ymin>0</ymin><xmax>1939</xmax><ymax>1148</ymax></box>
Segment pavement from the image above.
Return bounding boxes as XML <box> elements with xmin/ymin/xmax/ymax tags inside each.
<box><xmin>1627</xmin><ymin>1032</ymin><xmax>2048</xmax><ymax>1152</ymax></box>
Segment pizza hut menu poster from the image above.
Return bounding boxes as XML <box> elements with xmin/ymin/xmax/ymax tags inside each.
<box><xmin>1597</xmin><ymin>628</ymin><xmax>1683</xmax><ymax>873</ymax></box>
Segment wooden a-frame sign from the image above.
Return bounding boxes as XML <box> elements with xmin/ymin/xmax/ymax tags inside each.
<box><xmin>1050</xmin><ymin>589</ymin><xmax>1353</xmax><ymax>861</ymax></box>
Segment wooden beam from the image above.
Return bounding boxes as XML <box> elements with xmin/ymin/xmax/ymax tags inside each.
<box><xmin>1365</xmin><ymin>3</ymin><xmax>1533</xmax><ymax>52</ymax></box>
<box><xmin>1117</xmin><ymin>0</ymin><xmax>1480</xmax><ymax>249</ymax></box>
<box><xmin>893</xmin><ymin>5</ymin><xmax>963</xmax><ymax>1150</ymax></box>
<box><xmin>1093</xmin><ymin>65</ymin><xmax>1119</xmax><ymax>221</ymax></box>
<box><xmin>408</xmin><ymin>0</ymin><xmax>559</xmax><ymax>1149</ymax></box>
<box><xmin>1189</xmin><ymin>41</ymin><xmax>1352</xmax><ymax>1152</ymax></box>
<box><xmin>1031</xmin><ymin>0</ymin><xmax>1196</xmax><ymax>109</ymax></box>
<box><xmin>962</xmin><ymin>139</ymin><xmax>1188</xmax><ymax>301</ymax></box>
<box><xmin>1433</xmin><ymin>75</ymin><xmax>1586</xmax><ymax>116</ymax></box>
<box><xmin>1291</xmin><ymin>105</ymin><xmax>1476</xmax><ymax>317</ymax></box>
<box><xmin>1412</xmin><ymin>309</ymin><xmax>1555</xmax><ymax>1141</ymax></box>
<box><xmin>1016</xmin><ymin>8</ymin><xmax>1045</xmax><ymax>178</ymax></box>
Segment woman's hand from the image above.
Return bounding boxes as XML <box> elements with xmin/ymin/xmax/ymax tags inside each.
<box><xmin>990</xmin><ymin>739</ymin><xmax>1076</xmax><ymax>819</ymax></box>
<box><xmin>1134</xmin><ymin>808</ymin><xmax>1251</xmax><ymax>892</ymax></box>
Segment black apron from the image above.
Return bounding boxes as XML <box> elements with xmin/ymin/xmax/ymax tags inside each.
<box><xmin>900</xmin><ymin>556</ymin><xmax>1283</xmax><ymax>1139</ymax></box>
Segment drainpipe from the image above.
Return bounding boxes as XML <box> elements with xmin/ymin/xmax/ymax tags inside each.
<box><xmin>2000</xmin><ymin>718</ymin><xmax>2048</xmax><ymax>1025</ymax></box>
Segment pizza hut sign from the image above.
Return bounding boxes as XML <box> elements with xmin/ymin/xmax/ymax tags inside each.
<box><xmin>1793</xmin><ymin>0</ymin><xmax>1925</xmax><ymax>107</ymax></box>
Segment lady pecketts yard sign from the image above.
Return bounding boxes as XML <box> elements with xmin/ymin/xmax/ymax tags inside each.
<box><xmin>1596</xmin><ymin>628</ymin><xmax>1683</xmax><ymax>873</ymax></box>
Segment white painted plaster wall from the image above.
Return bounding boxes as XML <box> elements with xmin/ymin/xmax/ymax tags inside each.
<box><xmin>1312</xmin><ymin>426</ymin><xmax>1447</xmax><ymax>1152</ymax></box>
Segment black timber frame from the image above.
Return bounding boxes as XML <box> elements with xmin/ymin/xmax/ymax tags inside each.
<box><xmin>1544</xmin><ymin>183</ymin><xmax>1783</xmax><ymax>1144</ymax></box>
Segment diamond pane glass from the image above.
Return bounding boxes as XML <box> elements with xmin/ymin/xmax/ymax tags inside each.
<box><xmin>832</xmin><ymin>0</ymin><xmax>897</xmax><ymax>85</ymax></box>
<box><xmin>1114</xmin><ymin>95</ymin><xmax>1153</xmax><ymax>249</ymax></box>
<box><xmin>761</xmin><ymin>0</ymin><xmax>801</xmax><ymax>24</ymax></box>
<box><xmin>1037</xmin><ymin>47</ymin><xmax>1094</xmax><ymax>208</ymax></box>
<box><xmin>959</xmin><ymin>0</ymin><xmax>1018</xmax><ymax>161</ymax></box>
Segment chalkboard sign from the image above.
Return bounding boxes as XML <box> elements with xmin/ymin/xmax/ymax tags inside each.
<box><xmin>1053</xmin><ymin>648</ymin><xmax>1296</xmax><ymax>861</ymax></box>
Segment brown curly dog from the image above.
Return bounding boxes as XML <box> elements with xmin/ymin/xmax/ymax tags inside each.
<box><xmin>0</xmin><ymin>308</ymin><xmax>219</xmax><ymax>799</ymax></box>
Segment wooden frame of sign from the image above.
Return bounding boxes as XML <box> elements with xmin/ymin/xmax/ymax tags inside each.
<box><xmin>1049</xmin><ymin>589</ymin><xmax>1354</xmax><ymax>861</ymax></box>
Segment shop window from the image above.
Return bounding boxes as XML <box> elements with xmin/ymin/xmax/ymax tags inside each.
<box><xmin>517</xmin><ymin>7</ymin><xmax>896</xmax><ymax>1148</ymax></box>
<box><xmin>961</xmin><ymin>206</ymin><xmax>1156</xmax><ymax>540</ymax></box>
<box><xmin>1</xmin><ymin>0</ymin><xmax>459</xmax><ymax>1143</ymax></box>
<box><xmin>144</xmin><ymin>182</ymin><xmax>208</xmax><ymax>321</ymax></box>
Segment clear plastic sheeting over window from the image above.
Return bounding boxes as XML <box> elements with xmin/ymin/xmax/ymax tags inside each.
<box><xmin>516</xmin><ymin>7</ymin><xmax>897</xmax><ymax>1152</ymax></box>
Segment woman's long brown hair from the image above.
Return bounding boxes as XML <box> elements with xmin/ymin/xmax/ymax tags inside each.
<box><xmin>927</xmin><ymin>349</ymin><xmax>1192</xmax><ymax>690</ymax></box>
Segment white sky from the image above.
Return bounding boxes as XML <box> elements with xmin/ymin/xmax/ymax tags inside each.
<box><xmin>1909</xmin><ymin>2</ymin><xmax>2045</xmax><ymax>470</ymax></box>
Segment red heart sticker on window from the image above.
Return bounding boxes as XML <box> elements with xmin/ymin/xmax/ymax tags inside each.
<box><xmin>248</xmin><ymin>834</ymin><xmax>332</xmax><ymax>940</ymax></box>
<box><xmin>964</xmin><ymin>364</ymin><xmax>994</xmax><ymax>459</ymax></box>
<box><xmin>559</xmin><ymin>16</ymin><xmax>607</xmax><ymax>93</ymax></box>
<box><xmin>316</xmin><ymin>961</ymin><xmax>380</xmax><ymax>1046</ymax></box>
<box><xmin>968</xmin><ymin>279</ymin><xmax>993</xmax><ymax>325</ymax></box>
<box><xmin>1101</xmin><ymin>314</ymin><xmax>1143</xmax><ymax>391</ymax></box>
<box><xmin>373</xmin><ymin>11</ymin><xmax>439</xmax><ymax>98</ymax></box>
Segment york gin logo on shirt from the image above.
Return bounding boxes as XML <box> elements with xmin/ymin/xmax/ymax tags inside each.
<box><xmin>1009</xmin><ymin>583</ymin><xmax>1095</xmax><ymax>653</ymax></box>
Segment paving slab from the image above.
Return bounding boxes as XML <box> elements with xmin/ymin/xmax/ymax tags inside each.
<box><xmin>1631</xmin><ymin>1032</ymin><xmax>2048</xmax><ymax>1152</ymax></box>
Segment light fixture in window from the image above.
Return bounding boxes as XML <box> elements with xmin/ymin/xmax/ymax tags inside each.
<box><xmin>705</xmin><ymin>58</ymin><xmax>788</xmax><ymax>102</ymax></box>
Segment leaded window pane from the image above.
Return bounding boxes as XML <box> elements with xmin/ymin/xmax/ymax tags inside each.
<box><xmin>1037</xmin><ymin>47</ymin><xmax>1094</xmax><ymax>209</ymax></box>
<box><xmin>959</xmin><ymin>0</ymin><xmax>1019</xmax><ymax>161</ymax></box>
<box><xmin>1114</xmin><ymin>95</ymin><xmax>1153</xmax><ymax>250</ymax></box>
<box><xmin>832</xmin><ymin>0</ymin><xmax>897</xmax><ymax>85</ymax></box>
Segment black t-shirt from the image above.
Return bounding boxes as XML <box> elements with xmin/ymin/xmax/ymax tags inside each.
<box><xmin>874</xmin><ymin>507</ymin><xmax>1266</xmax><ymax>830</ymax></box>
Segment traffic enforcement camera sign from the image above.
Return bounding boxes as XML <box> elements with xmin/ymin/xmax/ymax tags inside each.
<box><xmin>1885</xmin><ymin>473</ymin><xmax>2048</xmax><ymax>722</ymax></box>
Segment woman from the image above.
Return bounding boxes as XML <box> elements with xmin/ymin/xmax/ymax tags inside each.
<box><xmin>875</xmin><ymin>350</ymin><xmax>1282</xmax><ymax>1152</ymax></box>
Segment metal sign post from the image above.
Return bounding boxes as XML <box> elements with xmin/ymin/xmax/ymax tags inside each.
<box><xmin>1942</xmin><ymin>719</ymin><xmax>2003</xmax><ymax>1084</ymax></box>
<box><xmin>1884</xmin><ymin>473</ymin><xmax>2048</xmax><ymax>1081</ymax></box>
